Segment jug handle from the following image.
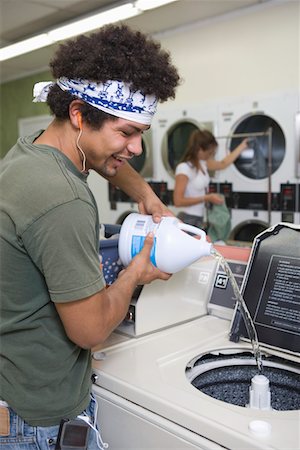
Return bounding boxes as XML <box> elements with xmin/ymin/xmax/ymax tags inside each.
<box><xmin>178</xmin><ymin>223</ymin><xmax>207</xmax><ymax>240</ymax></box>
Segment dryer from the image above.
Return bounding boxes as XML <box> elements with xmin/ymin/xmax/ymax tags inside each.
<box><xmin>151</xmin><ymin>102</ymin><xmax>218</xmax><ymax>200</ymax></box>
<box><xmin>92</xmin><ymin>223</ymin><xmax>300</xmax><ymax>450</ymax></box>
<box><xmin>212</xmin><ymin>92</ymin><xmax>299</xmax><ymax>241</ymax></box>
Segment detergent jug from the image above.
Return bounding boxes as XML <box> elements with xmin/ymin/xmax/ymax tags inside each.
<box><xmin>118</xmin><ymin>213</ymin><xmax>213</xmax><ymax>273</ymax></box>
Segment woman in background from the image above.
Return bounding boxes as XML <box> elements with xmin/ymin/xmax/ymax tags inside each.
<box><xmin>173</xmin><ymin>129</ymin><xmax>249</xmax><ymax>228</ymax></box>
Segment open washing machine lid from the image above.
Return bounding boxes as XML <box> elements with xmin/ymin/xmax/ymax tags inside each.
<box><xmin>229</xmin><ymin>222</ymin><xmax>300</xmax><ymax>355</ymax></box>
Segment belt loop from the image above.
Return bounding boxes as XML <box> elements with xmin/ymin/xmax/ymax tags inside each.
<box><xmin>0</xmin><ymin>401</ymin><xmax>9</xmax><ymax>407</ymax></box>
<box><xmin>16</xmin><ymin>411</ymin><xmax>24</xmax><ymax>436</ymax></box>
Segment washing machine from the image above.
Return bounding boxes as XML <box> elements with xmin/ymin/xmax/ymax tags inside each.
<box><xmin>211</xmin><ymin>92</ymin><xmax>299</xmax><ymax>241</ymax></box>
<box><xmin>92</xmin><ymin>223</ymin><xmax>300</xmax><ymax>450</ymax></box>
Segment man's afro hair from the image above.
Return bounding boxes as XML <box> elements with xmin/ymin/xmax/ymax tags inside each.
<box><xmin>49</xmin><ymin>23</ymin><xmax>180</xmax><ymax>101</ymax></box>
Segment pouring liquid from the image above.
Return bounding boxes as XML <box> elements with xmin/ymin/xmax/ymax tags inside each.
<box><xmin>212</xmin><ymin>249</ymin><xmax>263</xmax><ymax>373</ymax></box>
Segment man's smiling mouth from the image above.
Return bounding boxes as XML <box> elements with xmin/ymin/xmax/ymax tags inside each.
<box><xmin>112</xmin><ymin>153</ymin><xmax>133</xmax><ymax>162</ymax></box>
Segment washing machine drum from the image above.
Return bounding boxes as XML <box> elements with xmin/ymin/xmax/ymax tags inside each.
<box><xmin>229</xmin><ymin>114</ymin><xmax>285</xmax><ymax>180</ymax></box>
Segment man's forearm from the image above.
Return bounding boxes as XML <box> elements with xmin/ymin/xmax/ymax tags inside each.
<box><xmin>101</xmin><ymin>162</ymin><xmax>154</xmax><ymax>203</ymax></box>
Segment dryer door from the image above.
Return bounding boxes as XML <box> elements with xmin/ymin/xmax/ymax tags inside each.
<box><xmin>229</xmin><ymin>114</ymin><xmax>285</xmax><ymax>180</ymax></box>
<box><xmin>162</xmin><ymin>119</ymin><xmax>214</xmax><ymax>178</ymax></box>
<box><xmin>128</xmin><ymin>129</ymin><xmax>153</xmax><ymax>178</ymax></box>
<box><xmin>229</xmin><ymin>219</ymin><xmax>269</xmax><ymax>243</ymax></box>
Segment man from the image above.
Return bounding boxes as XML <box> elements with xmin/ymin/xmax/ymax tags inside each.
<box><xmin>0</xmin><ymin>24</ymin><xmax>180</xmax><ymax>448</ymax></box>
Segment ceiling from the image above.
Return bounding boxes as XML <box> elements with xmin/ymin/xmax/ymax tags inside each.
<box><xmin>0</xmin><ymin>0</ymin><xmax>270</xmax><ymax>83</ymax></box>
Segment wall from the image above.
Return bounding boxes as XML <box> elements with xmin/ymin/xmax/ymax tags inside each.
<box><xmin>157</xmin><ymin>0</ymin><xmax>299</xmax><ymax>107</ymax></box>
<box><xmin>0</xmin><ymin>70</ymin><xmax>52</xmax><ymax>158</ymax></box>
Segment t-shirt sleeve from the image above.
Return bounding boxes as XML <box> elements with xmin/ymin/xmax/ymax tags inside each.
<box><xmin>175</xmin><ymin>162</ymin><xmax>191</xmax><ymax>178</ymax></box>
<box><xmin>21</xmin><ymin>199</ymin><xmax>106</xmax><ymax>302</ymax></box>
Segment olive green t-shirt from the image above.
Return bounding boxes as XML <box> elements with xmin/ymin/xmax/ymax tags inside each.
<box><xmin>0</xmin><ymin>131</ymin><xmax>106</xmax><ymax>426</ymax></box>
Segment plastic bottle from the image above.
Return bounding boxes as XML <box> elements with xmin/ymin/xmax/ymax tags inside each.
<box><xmin>118</xmin><ymin>213</ymin><xmax>213</xmax><ymax>273</ymax></box>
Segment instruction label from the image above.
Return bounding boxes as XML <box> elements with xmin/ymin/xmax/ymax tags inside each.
<box><xmin>254</xmin><ymin>255</ymin><xmax>300</xmax><ymax>335</ymax></box>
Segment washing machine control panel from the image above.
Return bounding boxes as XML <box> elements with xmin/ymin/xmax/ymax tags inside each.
<box><xmin>208</xmin><ymin>259</ymin><xmax>247</xmax><ymax>320</ymax></box>
<box><xmin>209</xmin><ymin>182</ymin><xmax>298</xmax><ymax>213</ymax></box>
<box><xmin>280</xmin><ymin>183</ymin><xmax>297</xmax><ymax>211</ymax></box>
<box><xmin>108</xmin><ymin>181</ymin><xmax>173</xmax><ymax>208</ymax></box>
<box><xmin>108</xmin><ymin>180</ymin><xmax>299</xmax><ymax>228</ymax></box>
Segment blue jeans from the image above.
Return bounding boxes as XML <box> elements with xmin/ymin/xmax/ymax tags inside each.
<box><xmin>0</xmin><ymin>396</ymin><xmax>104</xmax><ymax>450</ymax></box>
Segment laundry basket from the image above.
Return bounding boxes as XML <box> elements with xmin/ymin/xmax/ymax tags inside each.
<box><xmin>99</xmin><ymin>224</ymin><xmax>123</xmax><ymax>285</ymax></box>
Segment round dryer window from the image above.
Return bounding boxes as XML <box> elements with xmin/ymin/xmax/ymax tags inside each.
<box><xmin>162</xmin><ymin>120</ymin><xmax>199</xmax><ymax>177</ymax></box>
<box><xmin>128</xmin><ymin>131</ymin><xmax>153</xmax><ymax>178</ymax></box>
<box><xmin>229</xmin><ymin>114</ymin><xmax>285</xmax><ymax>180</ymax></box>
<box><xmin>229</xmin><ymin>220</ymin><xmax>269</xmax><ymax>242</ymax></box>
<box><xmin>128</xmin><ymin>139</ymin><xmax>147</xmax><ymax>172</ymax></box>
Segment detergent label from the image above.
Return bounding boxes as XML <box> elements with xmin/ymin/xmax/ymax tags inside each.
<box><xmin>131</xmin><ymin>235</ymin><xmax>157</xmax><ymax>267</ymax></box>
<box><xmin>134</xmin><ymin>219</ymin><xmax>147</xmax><ymax>231</ymax></box>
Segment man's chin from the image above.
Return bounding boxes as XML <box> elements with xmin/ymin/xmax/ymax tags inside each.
<box><xmin>96</xmin><ymin>166</ymin><xmax>118</xmax><ymax>178</ymax></box>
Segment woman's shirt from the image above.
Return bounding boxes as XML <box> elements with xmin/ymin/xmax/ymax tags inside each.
<box><xmin>175</xmin><ymin>160</ymin><xmax>210</xmax><ymax>217</ymax></box>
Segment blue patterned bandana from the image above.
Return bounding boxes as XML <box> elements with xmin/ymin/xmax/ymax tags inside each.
<box><xmin>33</xmin><ymin>77</ymin><xmax>158</xmax><ymax>125</ymax></box>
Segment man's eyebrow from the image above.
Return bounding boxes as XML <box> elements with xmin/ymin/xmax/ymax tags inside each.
<box><xmin>124</xmin><ymin>124</ymin><xmax>150</xmax><ymax>132</ymax></box>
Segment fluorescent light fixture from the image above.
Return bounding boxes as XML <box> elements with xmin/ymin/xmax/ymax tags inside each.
<box><xmin>0</xmin><ymin>34</ymin><xmax>53</xmax><ymax>61</ymax></box>
<box><xmin>0</xmin><ymin>0</ymin><xmax>178</xmax><ymax>62</ymax></box>
<box><xmin>48</xmin><ymin>3</ymin><xmax>139</xmax><ymax>42</ymax></box>
<box><xmin>0</xmin><ymin>3</ymin><xmax>140</xmax><ymax>61</ymax></box>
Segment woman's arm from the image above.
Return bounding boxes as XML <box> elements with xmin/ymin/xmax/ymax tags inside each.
<box><xmin>207</xmin><ymin>138</ymin><xmax>249</xmax><ymax>171</ymax></box>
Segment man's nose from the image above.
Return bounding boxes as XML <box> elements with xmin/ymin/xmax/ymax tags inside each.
<box><xmin>127</xmin><ymin>135</ymin><xmax>143</xmax><ymax>157</ymax></box>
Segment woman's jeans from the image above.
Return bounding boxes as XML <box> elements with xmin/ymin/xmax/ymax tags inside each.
<box><xmin>0</xmin><ymin>396</ymin><xmax>102</xmax><ymax>450</ymax></box>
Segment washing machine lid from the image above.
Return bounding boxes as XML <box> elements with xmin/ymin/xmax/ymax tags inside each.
<box><xmin>230</xmin><ymin>222</ymin><xmax>300</xmax><ymax>355</ymax></box>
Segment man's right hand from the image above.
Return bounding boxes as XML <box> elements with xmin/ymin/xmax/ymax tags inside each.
<box><xmin>121</xmin><ymin>232</ymin><xmax>171</xmax><ymax>285</ymax></box>
<box><xmin>55</xmin><ymin>232</ymin><xmax>171</xmax><ymax>349</ymax></box>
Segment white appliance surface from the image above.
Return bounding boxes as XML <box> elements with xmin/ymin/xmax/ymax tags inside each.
<box><xmin>93</xmin><ymin>314</ymin><xmax>299</xmax><ymax>450</ymax></box>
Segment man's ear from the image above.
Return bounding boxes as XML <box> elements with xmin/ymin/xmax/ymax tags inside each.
<box><xmin>69</xmin><ymin>100</ymin><xmax>84</xmax><ymax>129</ymax></box>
